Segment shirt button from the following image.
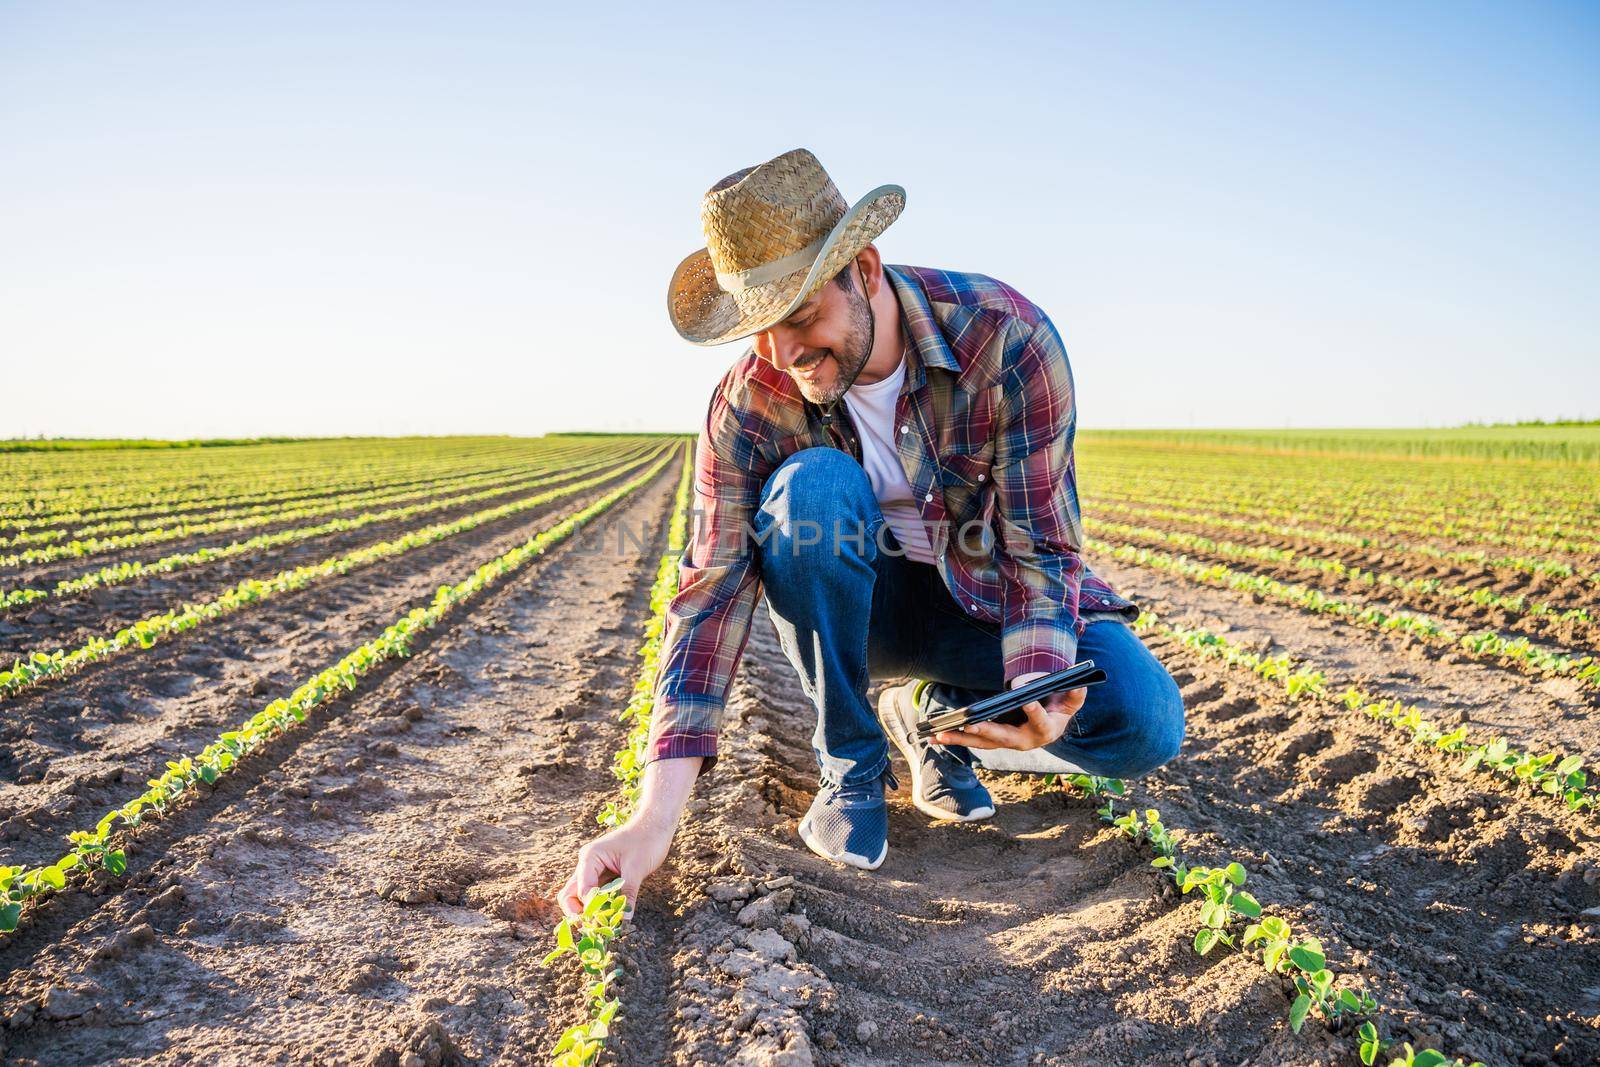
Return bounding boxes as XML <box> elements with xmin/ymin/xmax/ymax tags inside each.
<box><xmin>924</xmin><ymin>493</ymin><xmax>933</xmax><ymax>502</ymax></box>
<box><xmin>899</xmin><ymin>425</ymin><xmax>910</xmax><ymax>435</ymax></box>
<box><xmin>970</xmin><ymin>602</ymin><xmax>979</xmax><ymax>611</ymax></box>
<box><xmin>977</xmin><ymin>473</ymin><xmax>986</xmax><ymax>481</ymax></box>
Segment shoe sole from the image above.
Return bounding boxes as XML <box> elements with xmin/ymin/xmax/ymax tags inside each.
<box><xmin>877</xmin><ymin>689</ymin><xmax>996</xmax><ymax>823</ymax></box>
<box><xmin>797</xmin><ymin>813</ymin><xmax>888</xmax><ymax>870</ymax></box>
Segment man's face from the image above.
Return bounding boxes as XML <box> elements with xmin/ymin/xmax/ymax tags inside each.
<box><xmin>751</xmin><ymin>268</ymin><xmax>873</xmax><ymax>405</ymax></box>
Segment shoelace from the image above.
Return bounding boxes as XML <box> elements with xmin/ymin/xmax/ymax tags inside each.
<box><xmin>924</xmin><ymin>745</ymin><xmax>979</xmax><ymax>786</ymax></box>
<box><xmin>820</xmin><ymin>767</ymin><xmax>900</xmax><ymax>806</ymax></box>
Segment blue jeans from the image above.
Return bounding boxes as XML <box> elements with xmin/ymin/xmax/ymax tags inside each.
<box><xmin>754</xmin><ymin>447</ymin><xmax>1185</xmax><ymax>788</ymax></box>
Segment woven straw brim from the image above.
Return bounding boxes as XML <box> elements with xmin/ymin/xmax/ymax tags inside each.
<box><xmin>668</xmin><ymin>185</ymin><xmax>906</xmax><ymax>347</ymax></box>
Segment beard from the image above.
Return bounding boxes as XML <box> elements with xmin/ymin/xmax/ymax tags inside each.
<box><xmin>790</xmin><ymin>286</ymin><xmax>874</xmax><ymax>405</ymax></box>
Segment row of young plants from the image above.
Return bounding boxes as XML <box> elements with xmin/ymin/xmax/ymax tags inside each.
<box><xmin>0</xmin><ymin>447</ymin><xmax>672</xmax><ymax>701</ymax></box>
<box><xmin>1088</xmin><ymin>477</ymin><xmax>1600</xmax><ymax>560</ymax></box>
<box><xmin>1088</xmin><ymin>517</ymin><xmax>1594</xmax><ymax>637</ymax></box>
<box><xmin>1094</xmin><ymin>498</ymin><xmax>1597</xmax><ymax>586</ymax></box>
<box><xmin>0</xmin><ymin>451</ymin><xmax>578</xmax><ymax>547</ymax></box>
<box><xmin>1079</xmin><ymin>439</ymin><xmax>1600</xmax><ymax>534</ymax></box>
<box><xmin>1092</xmin><ymin>539</ymin><xmax>1600</xmax><ymax>690</ymax></box>
<box><xmin>1052</xmin><ymin>774</ymin><xmax>1485</xmax><ymax>1067</ymax></box>
<box><xmin>1093</xmin><ymin>480</ymin><xmax>1593</xmax><ymax>548</ymax></box>
<box><xmin>540</xmin><ymin>449</ymin><xmax>695</xmax><ymax>1067</ymax></box>
<box><xmin>0</xmin><ymin>443</ymin><xmax>659</xmax><ymax>611</ymax></box>
<box><xmin>0</xmin><ymin>437</ymin><xmax>542</xmax><ymax>519</ymax></box>
<box><xmin>0</xmin><ymin>440</ymin><xmax>544</xmax><ymax>534</ymax></box>
<box><xmin>1125</xmin><ymin>611</ymin><xmax>1596</xmax><ymax>814</ymax></box>
<box><xmin>0</xmin><ymin>450</ymin><xmax>679</xmax><ymax>937</ymax></box>
<box><xmin>0</xmin><ymin>444</ymin><xmax>627</xmax><ymax>567</ymax></box>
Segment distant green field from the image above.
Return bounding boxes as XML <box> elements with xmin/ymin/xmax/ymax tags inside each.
<box><xmin>0</xmin><ymin>432</ymin><xmax>694</xmax><ymax>453</ymax></box>
<box><xmin>1080</xmin><ymin>426</ymin><xmax>1600</xmax><ymax>463</ymax></box>
<box><xmin>0</xmin><ymin>437</ymin><xmax>332</xmax><ymax>453</ymax></box>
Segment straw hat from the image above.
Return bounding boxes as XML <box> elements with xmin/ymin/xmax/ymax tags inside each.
<box><xmin>667</xmin><ymin>148</ymin><xmax>906</xmax><ymax>347</ymax></box>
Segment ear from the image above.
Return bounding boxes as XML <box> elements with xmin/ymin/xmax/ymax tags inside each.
<box><xmin>854</xmin><ymin>244</ymin><xmax>884</xmax><ymax>299</ymax></box>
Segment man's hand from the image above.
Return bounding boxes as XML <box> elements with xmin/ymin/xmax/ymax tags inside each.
<box><xmin>559</xmin><ymin>819</ymin><xmax>675</xmax><ymax>919</ymax></box>
<box><xmin>930</xmin><ymin>684</ymin><xmax>1085</xmax><ymax>752</ymax></box>
<box><xmin>557</xmin><ymin>755</ymin><xmax>701</xmax><ymax>918</ymax></box>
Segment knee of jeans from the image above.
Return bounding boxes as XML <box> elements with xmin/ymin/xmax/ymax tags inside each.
<box><xmin>756</xmin><ymin>448</ymin><xmax>876</xmax><ymax>557</ymax></box>
<box><xmin>1102</xmin><ymin>668</ymin><xmax>1186</xmax><ymax>778</ymax></box>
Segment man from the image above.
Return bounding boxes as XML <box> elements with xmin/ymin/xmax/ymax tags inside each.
<box><xmin>560</xmin><ymin>148</ymin><xmax>1183</xmax><ymax>912</ymax></box>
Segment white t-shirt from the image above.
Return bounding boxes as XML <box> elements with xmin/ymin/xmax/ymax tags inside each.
<box><xmin>842</xmin><ymin>356</ymin><xmax>938</xmax><ymax>565</ymax></box>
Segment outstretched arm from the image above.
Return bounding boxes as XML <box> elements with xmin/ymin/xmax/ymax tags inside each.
<box><xmin>558</xmin><ymin>754</ymin><xmax>702</xmax><ymax>917</ymax></box>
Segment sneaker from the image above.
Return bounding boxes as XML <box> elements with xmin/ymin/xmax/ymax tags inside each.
<box><xmin>877</xmin><ymin>681</ymin><xmax>996</xmax><ymax>822</ymax></box>
<box><xmin>797</xmin><ymin>766</ymin><xmax>899</xmax><ymax>870</ymax></box>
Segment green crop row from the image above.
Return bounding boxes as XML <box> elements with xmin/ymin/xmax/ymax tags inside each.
<box><xmin>597</xmin><ymin>453</ymin><xmax>694</xmax><ymax>828</ymax></box>
<box><xmin>1095</xmin><ymin>540</ymin><xmax>1600</xmax><ymax>689</ymax></box>
<box><xmin>541</xmin><ymin>878</ymin><xmax>628</xmax><ymax>1067</ymax></box>
<box><xmin>0</xmin><ymin>441</ymin><xmax>547</xmax><ymax>534</ymax></box>
<box><xmin>1090</xmin><ymin>472</ymin><xmax>1593</xmax><ymax>546</ymax></box>
<box><xmin>1087</xmin><ymin>480</ymin><xmax>1600</xmax><ymax>560</ymax></box>
<box><xmin>1078</xmin><ymin>435</ymin><xmax>1600</xmax><ymax>516</ymax></box>
<box><xmin>1128</xmin><ymin>612</ymin><xmax>1596</xmax><ymax>814</ymax></box>
<box><xmin>1078</xmin><ymin>444</ymin><xmax>1600</xmax><ymax>537</ymax></box>
<box><xmin>0</xmin><ymin>447</ymin><xmax>590</xmax><ymax>548</ymax></box>
<box><xmin>1057</xmin><ymin>775</ymin><xmax>1485</xmax><ymax>1067</ymax></box>
<box><xmin>1094</xmin><ymin>498</ymin><xmax>1597</xmax><ymax>586</ymax></box>
<box><xmin>0</xmin><ymin>447</ymin><xmax>670</xmax><ymax>701</ymax></box>
<box><xmin>0</xmin><ymin>449</ymin><xmax>677</xmax><ymax>937</ymax></box>
<box><xmin>543</xmin><ymin>446</ymin><xmax>694</xmax><ymax>1066</ymax></box>
<box><xmin>0</xmin><ymin>437</ymin><xmax>542</xmax><ymax>516</ymax></box>
<box><xmin>0</xmin><ymin>443</ymin><xmax>640</xmax><ymax>568</ymax></box>
<box><xmin>1089</xmin><ymin>518</ymin><xmax>1594</xmax><ymax>638</ymax></box>
<box><xmin>0</xmin><ymin>443</ymin><xmax>658</xmax><ymax>611</ymax></box>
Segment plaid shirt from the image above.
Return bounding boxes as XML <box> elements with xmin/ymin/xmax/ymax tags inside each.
<box><xmin>647</xmin><ymin>264</ymin><xmax>1137</xmax><ymax>775</ymax></box>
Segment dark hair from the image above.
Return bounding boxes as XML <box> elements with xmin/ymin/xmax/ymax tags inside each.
<box><xmin>832</xmin><ymin>263</ymin><xmax>857</xmax><ymax>294</ymax></box>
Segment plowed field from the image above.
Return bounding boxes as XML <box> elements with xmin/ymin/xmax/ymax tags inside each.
<box><xmin>1</xmin><ymin>432</ymin><xmax>1595</xmax><ymax>1067</ymax></box>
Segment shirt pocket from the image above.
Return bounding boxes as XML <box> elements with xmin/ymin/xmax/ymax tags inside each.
<box><xmin>939</xmin><ymin>444</ymin><xmax>997</xmax><ymax>554</ymax></box>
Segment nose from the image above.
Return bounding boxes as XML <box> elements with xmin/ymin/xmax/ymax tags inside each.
<box><xmin>757</xmin><ymin>328</ymin><xmax>806</xmax><ymax>371</ymax></box>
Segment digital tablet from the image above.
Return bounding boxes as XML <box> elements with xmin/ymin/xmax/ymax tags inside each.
<box><xmin>914</xmin><ymin>661</ymin><xmax>1108</xmax><ymax>739</ymax></box>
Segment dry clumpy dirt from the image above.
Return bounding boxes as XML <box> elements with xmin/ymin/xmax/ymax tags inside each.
<box><xmin>2</xmin><ymin>463</ymin><xmax>1598</xmax><ymax>1065</ymax></box>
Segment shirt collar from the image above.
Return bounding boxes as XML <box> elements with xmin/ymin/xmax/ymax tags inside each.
<box><xmin>886</xmin><ymin>264</ymin><xmax>962</xmax><ymax>395</ymax></box>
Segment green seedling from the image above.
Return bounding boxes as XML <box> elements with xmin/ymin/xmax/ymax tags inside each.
<box><xmin>1382</xmin><ymin>1044</ymin><xmax>1485</xmax><ymax>1067</ymax></box>
<box><xmin>1242</xmin><ymin>914</ymin><xmax>1295</xmax><ymax>973</ymax></box>
<box><xmin>1179</xmin><ymin>863</ymin><xmax>1261</xmax><ymax>955</ymax></box>
<box><xmin>542</xmin><ymin>878</ymin><xmax>629</xmax><ymax>1066</ymax></box>
<box><xmin>545</xmin><ymin>457</ymin><xmax>692</xmax><ymax>1065</ymax></box>
<box><xmin>1358</xmin><ymin>1021</ymin><xmax>1385</xmax><ymax>1065</ymax></box>
<box><xmin>0</xmin><ymin>855</ymin><xmax>81</xmax><ymax>931</ymax></box>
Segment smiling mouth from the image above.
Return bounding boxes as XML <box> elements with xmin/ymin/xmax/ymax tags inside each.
<box><xmin>793</xmin><ymin>354</ymin><xmax>829</xmax><ymax>377</ymax></box>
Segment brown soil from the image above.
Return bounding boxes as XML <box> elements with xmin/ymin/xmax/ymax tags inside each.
<box><xmin>2</xmin><ymin>467</ymin><xmax>1598</xmax><ymax>1066</ymax></box>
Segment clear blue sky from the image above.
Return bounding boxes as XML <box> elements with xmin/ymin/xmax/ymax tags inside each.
<box><xmin>2</xmin><ymin>1</ymin><xmax>1596</xmax><ymax>438</ymax></box>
